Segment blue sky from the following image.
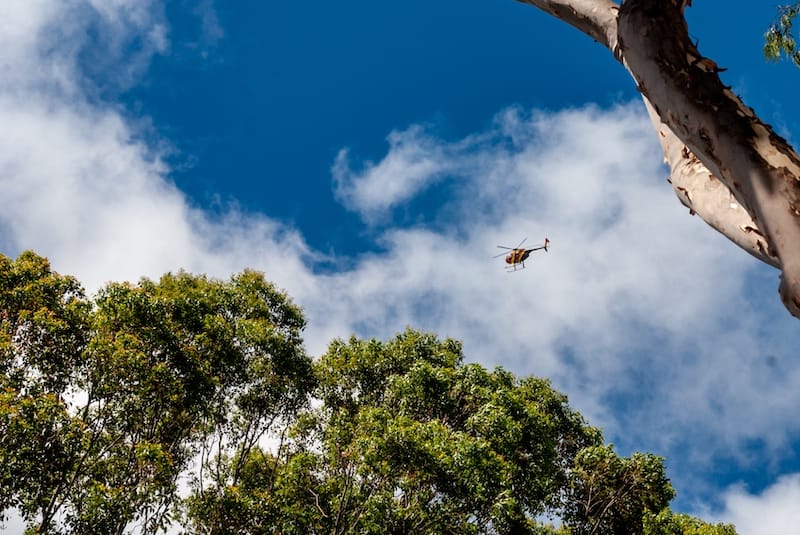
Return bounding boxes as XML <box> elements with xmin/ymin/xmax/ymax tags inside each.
<box><xmin>2</xmin><ymin>1</ymin><xmax>800</xmax><ymax>532</ymax></box>
<box><xmin>120</xmin><ymin>0</ymin><xmax>632</xmax><ymax>255</ymax></box>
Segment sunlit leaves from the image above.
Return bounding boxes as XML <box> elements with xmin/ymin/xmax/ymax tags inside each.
<box><xmin>563</xmin><ymin>445</ymin><xmax>676</xmax><ymax>534</ymax></box>
<box><xmin>0</xmin><ymin>390</ymin><xmax>82</xmax><ymax>521</ymax></box>
<box><xmin>764</xmin><ymin>5</ymin><xmax>800</xmax><ymax>67</ymax></box>
<box><xmin>187</xmin><ymin>329</ymin><xmax>719</xmax><ymax>534</ymax></box>
<box><xmin>0</xmin><ymin>252</ymin><xmax>91</xmax><ymax>531</ymax></box>
<box><xmin>1</xmin><ymin>253</ymin><xmax>736</xmax><ymax>533</ymax></box>
<box><xmin>0</xmin><ymin>252</ymin><xmax>313</xmax><ymax>534</ymax></box>
<box><xmin>644</xmin><ymin>509</ymin><xmax>738</xmax><ymax>535</ymax></box>
<box><xmin>0</xmin><ymin>251</ymin><xmax>89</xmax><ymax>395</ymax></box>
<box><xmin>187</xmin><ymin>329</ymin><xmax>605</xmax><ymax>534</ymax></box>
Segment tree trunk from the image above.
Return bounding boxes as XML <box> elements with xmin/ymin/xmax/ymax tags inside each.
<box><xmin>515</xmin><ymin>0</ymin><xmax>800</xmax><ymax>318</ymax></box>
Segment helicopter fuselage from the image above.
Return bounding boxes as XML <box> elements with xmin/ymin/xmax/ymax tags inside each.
<box><xmin>505</xmin><ymin>249</ymin><xmax>532</xmax><ymax>265</ymax></box>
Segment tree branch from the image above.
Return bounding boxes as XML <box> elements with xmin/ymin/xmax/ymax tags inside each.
<box><xmin>514</xmin><ymin>0</ymin><xmax>620</xmax><ymax>52</ymax></box>
<box><xmin>618</xmin><ymin>0</ymin><xmax>800</xmax><ymax>317</ymax></box>
<box><xmin>516</xmin><ymin>0</ymin><xmax>800</xmax><ymax>318</ymax></box>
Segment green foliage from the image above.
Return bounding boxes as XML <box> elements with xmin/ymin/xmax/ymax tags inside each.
<box><xmin>644</xmin><ymin>509</ymin><xmax>737</xmax><ymax>535</ymax></box>
<box><xmin>765</xmin><ymin>5</ymin><xmax>800</xmax><ymax>67</ymax></box>
<box><xmin>2</xmin><ymin>253</ymin><xmax>736</xmax><ymax>534</ymax></box>
<box><xmin>563</xmin><ymin>445</ymin><xmax>675</xmax><ymax>534</ymax></box>
<box><xmin>307</xmin><ymin>330</ymin><xmax>604</xmax><ymax>533</ymax></box>
<box><xmin>186</xmin><ymin>330</ymin><xmax>726</xmax><ymax>535</ymax></box>
<box><xmin>0</xmin><ymin>252</ymin><xmax>91</xmax><ymax>529</ymax></box>
<box><xmin>0</xmin><ymin>252</ymin><xmax>313</xmax><ymax>534</ymax></box>
<box><xmin>186</xmin><ymin>330</ymin><xmax>593</xmax><ymax>533</ymax></box>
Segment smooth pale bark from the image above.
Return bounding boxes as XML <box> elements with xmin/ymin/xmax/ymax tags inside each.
<box><xmin>516</xmin><ymin>0</ymin><xmax>800</xmax><ymax>318</ymax></box>
<box><xmin>643</xmin><ymin>99</ymin><xmax>780</xmax><ymax>268</ymax></box>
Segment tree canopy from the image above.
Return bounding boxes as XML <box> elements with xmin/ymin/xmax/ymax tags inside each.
<box><xmin>0</xmin><ymin>251</ymin><xmax>314</xmax><ymax>534</ymax></box>
<box><xmin>0</xmin><ymin>251</ymin><xmax>737</xmax><ymax>534</ymax></box>
<box><xmin>184</xmin><ymin>329</ymin><xmax>738</xmax><ymax>535</ymax></box>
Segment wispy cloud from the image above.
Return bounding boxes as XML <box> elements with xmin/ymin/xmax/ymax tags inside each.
<box><xmin>1</xmin><ymin>1</ymin><xmax>800</xmax><ymax>528</ymax></box>
<box><xmin>307</xmin><ymin>106</ymin><xmax>800</xmax><ymax>466</ymax></box>
<box><xmin>0</xmin><ymin>0</ymin><xmax>168</xmax><ymax>99</ymax></box>
<box><xmin>332</xmin><ymin>124</ymin><xmax>463</xmax><ymax>222</ymax></box>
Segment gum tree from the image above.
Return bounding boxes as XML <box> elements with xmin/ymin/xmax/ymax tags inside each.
<box><xmin>185</xmin><ymin>330</ymin><xmax>737</xmax><ymax>534</ymax></box>
<box><xmin>0</xmin><ymin>252</ymin><xmax>314</xmax><ymax>534</ymax></box>
<box><xmin>0</xmin><ymin>254</ymin><xmax>738</xmax><ymax>533</ymax></box>
<box><xmin>515</xmin><ymin>0</ymin><xmax>800</xmax><ymax>318</ymax></box>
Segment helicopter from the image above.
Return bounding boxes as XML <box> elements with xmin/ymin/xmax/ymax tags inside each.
<box><xmin>494</xmin><ymin>237</ymin><xmax>549</xmax><ymax>271</ymax></box>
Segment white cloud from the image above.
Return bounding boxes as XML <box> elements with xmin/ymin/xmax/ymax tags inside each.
<box><xmin>0</xmin><ymin>0</ymin><xmax>168</xmax><ymax>98</ymax></box>
<box><xmin>303</xmin><ymin>107</ymin><xmax>800</xmax><ymax>459</ymax></box>
<box><xmin>332</xmin><ymin>124</ymin><xmax>473</xmax><ymax>221</ymax></box>
<box><xmin>713</xmin><ymin>475</ymin><xmax>800</xmax><ymax>535</ymax></box>
<box><xmin>2</xmin><ymin>1</ymin><xmax>800</xmax><ymax>532</ymax></box>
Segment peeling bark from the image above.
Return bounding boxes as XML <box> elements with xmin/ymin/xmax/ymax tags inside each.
<box><xmin>515</xmin><ymin>0</ymin><xmax>800</xmax><ymax>318</ymax></box>
<box><xmin>642</xmin><ymin>99</ymin><xmax>779</xmax><ymax>268</ymax></box>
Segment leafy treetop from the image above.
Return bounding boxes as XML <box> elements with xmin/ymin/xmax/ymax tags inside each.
<box><xmin>0</xmin><ymin>252</ymin><xmax>738</xmax><ymax>534</ymax></box>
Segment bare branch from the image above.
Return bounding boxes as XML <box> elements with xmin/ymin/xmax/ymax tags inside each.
<box><xmin>514</xmin><ymin>0</ymin><xmax>620</xmax><ymax>53</ymax></box>
<box><xmin>309</xmin><ymin>488</ymin><xmax>329</xmax><ymax>518</ymax></box>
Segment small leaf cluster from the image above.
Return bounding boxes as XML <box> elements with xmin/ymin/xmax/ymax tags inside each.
<box><xmin>765</xmin><ymin>5</ymin><xmax>800</xmax><ymax>67</ymax></box>
<box><xmin>644</xmin><ymin>509</ymin><xmax>738</xmax><ymax>535</ymax></box>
